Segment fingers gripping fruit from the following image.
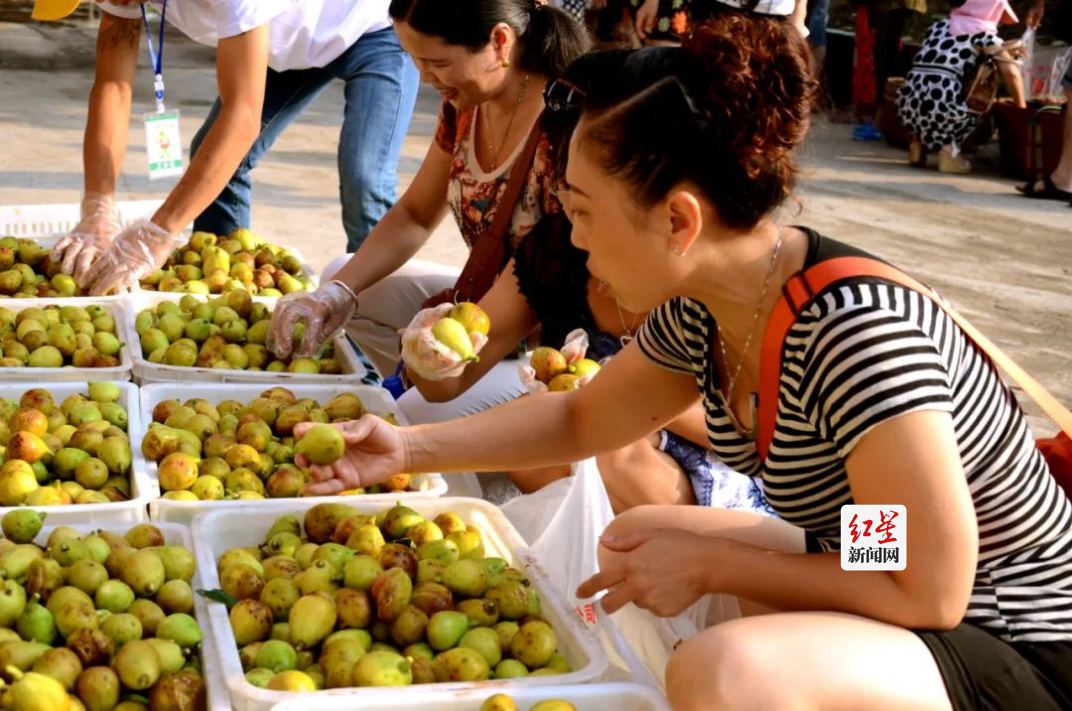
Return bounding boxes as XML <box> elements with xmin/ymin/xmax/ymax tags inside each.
<box><xmin>520</xmin><ymin>329</ymin><xmax>601</xmax><ymax>394</ymax></box>
<box><xmin>401</xmin><ymin>303</ymin><xmax>490</xmax><ymax>381</ymax></box>
<box><xmin>144</xmin><ymin>388</ymin><xmax>415</xmax><ymax>502</ymax></box>
<box><xmin>294</xmin><ymin>425</ymin><xmax>345</xmax><ymax>466</ymax></box>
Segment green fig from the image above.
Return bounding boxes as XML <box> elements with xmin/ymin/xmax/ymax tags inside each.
<box><xmin>494</xmin><ymin>658</ymin><xmax>529</xmax><ymax>679</ymax></box>
<box><xmin>0</xmin><ymin>509</ymin><xmax>45</xmax><ymax>543</ymax></box>
<box><xmin>510</xmin><ymin>621</ymin><xmax>557</xmax><ymax>669</ymax></box>
<box><xmin>321</xmin><ymin>639</ymin><xmax>366</xmax><ymax>689</ymax></box>
<box><xmin>441</xmin><ymin>558</ymin><xmax>489</xmax><ymax>598</ymax></box>
<box><xmin>0</xmin><ymin>580</ymin><xmax>27</xmax><ymax>627</ymax></box>
<box><xmin>433</xmin><ymin>646</ymin><xmax>490</xmax><ymax>682</ymax></box>
<box><xmin>76</xmin><ymin>665</ymin><xmax>120</xmax><ymax>711</ymax></box>
<box><xmin>31</xmin><ymin>647</ymin><xmax>81</xmax><ymax>691</ymax></box>
<box><xmin>255</xmin><ymin>639</ymin><xmax>298</xmax><ymax>673</ymax></box>
<box><xmin>156</xmin><ymin>613</ymin><xmax>203</xmax><ymax>649</ymax></box>
<box><xmin>294</xmin><ymin>424</ymin><xmax>345</xmax><ymax>466</ymax></box>
<box><xmin>16</xmin><ymin>595</ymin><xmax>55</xmax><ymax>645</ymax></box>
<box><xmin>459</xmin><ymin>627</ymin><xmax>503</xmax><ymax>668</ymax></box>
<box><xmin>426</xmin><ymin>610</ymin><xmax>470</xmax><ymax>652</ymax></box>
<box><xmin>351</xmin><ymin>649</ymin><xmax>412</xmax><ymax>687</ymax></box>
<box><xmin>100</xmin><ymin>612</ymin><xmax>142</xmax><ymax>646</ymax></box>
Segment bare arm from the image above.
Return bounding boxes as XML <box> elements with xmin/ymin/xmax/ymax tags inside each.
<box><xmin>707</xmin><ymin>410</ymin><xmax>977</xmax><ymax>628</ymax></box>
<box><xmin>790</xmin><ymin>0</ymin><xmax>809</xmax><ymax>37</ymax></box>
<box><xmin>588</xmin><ymin>410</ymin><xmax>979</xmax><ymax>630</ymax></box>
<box><xmin>84</xmin><ymin>12</ymin><xmax>141</xmax><ymax>196</ymax></box>
<box><xmin>997</xmin><ymin>52</ymin><xmax>1027</xmax><ymax>109</ymax></box>
<box><xmin>330</xmin><ymin>143</ymin><xmax>453</xmax><ymax>296</ymax></box>
<box><xmin>151</xmin><ymin>27</ymin><xmax>269</xmax><ymax>232</ymax></box>
<box><xmin>662</xmin><ymin>400</ymin><xmax>708</xmax><ymax>447</ymax></box>
<box><xmin>407</xmin><ymin>260</ymin><xmax>539</xmax><ymax>402</ymax></box>
<box><xmin>404</xmin><ymin>344</ymin><xmax>701</xmax><ymax>473</ymax></box>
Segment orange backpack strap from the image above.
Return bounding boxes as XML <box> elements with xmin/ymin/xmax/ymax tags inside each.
<box><xmin>756</xmin><ymin>256</ymin><xmax>1072</xmax><ymax>461</ymax></box>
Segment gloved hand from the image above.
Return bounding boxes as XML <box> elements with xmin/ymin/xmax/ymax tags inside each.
<box><xmin>267</xmin><ymin>280</ymin><xmax>359</xmax><ymax>360</ymax></box>
<box><xmin>80</xmin><ymin>218</ymin><xmax>185</xmax><ymax>296</ymax></box>
<box><xmin>520</xmin><ymin>328</ymin><xmax>594</xmax><ymax>394</ymax></box>
<box><xmin>50</xmin><ymin>192</ymin><xmax>123</xmax><ymax>285</ymax></box>
<box><xmin>400</xmin><ymin>303</ymin><xmax>489</xmax><ymax>381</ymax></box>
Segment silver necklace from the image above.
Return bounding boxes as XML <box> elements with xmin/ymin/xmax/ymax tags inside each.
<box><xmin>717</xmin><ymin>227</ymin><xmax>784</xmax><ymax>413</ymax></box>
<box><xmin>481</xmin><ymin>73</ymin><xmax>530</xmax><ymax>171</ymax></box>
<box><xmin>614</xmin><ymin>298</ymin><xmax>641</xmax><ymax>346</ymax></box>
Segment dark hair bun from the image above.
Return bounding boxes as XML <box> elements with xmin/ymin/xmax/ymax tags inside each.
<box><xmin>683</xmin><ymin>17</ymin><xmax>813</xmax><ymax>189</ymax></box>
<box><xmin>573</xmin><ymin>14</ymin><xmax>816</xmax><ymax>229</ymax></box>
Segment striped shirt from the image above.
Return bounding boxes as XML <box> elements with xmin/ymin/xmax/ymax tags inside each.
<box><xmin>637</xmin><ymin>233</ymin><xmax>1072</xmax><ymax>643</ymax></box>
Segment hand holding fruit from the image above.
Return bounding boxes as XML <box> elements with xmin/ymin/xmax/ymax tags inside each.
<box><xmin>81</xmin><ymin>218</ymin><xmax>185</xmax><ymax>296</ymax></box>
<box><xmin>267</xmin><ymin>281</ymin><xmax>358</xmax><ymax>360</ymax></box>
<box><xmin>50</xmin><ymin>192</ymin><xmax>123</xmax><ymax>285</ymax></box>
<box><xmin>400</xmin><ymin>303</ymin><xmax>489</xmax><ymax>381</ymax></box>
<box><xmin>294</xmin><ymin>418</ymin><xmax>406</xmax><ymax>497</ymax></box>
<box><xmin>520</xmin><ymin>329</ymin><xmax>601</xmax><ymax>394</ymax></box>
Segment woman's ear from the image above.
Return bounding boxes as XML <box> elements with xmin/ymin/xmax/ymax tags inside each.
<box><xmin>665</xmin><ymin>189</ymin><xmax>703</xmax><ymax>258</ymax></box>
<box><xmin>490</xmin><ymin>22</ymin><xmax>515</xmax><ymax>64</ymax></box>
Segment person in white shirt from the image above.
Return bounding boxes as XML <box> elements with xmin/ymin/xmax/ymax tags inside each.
<box><xmin>32</xmin><ymin>0</ymin><xmax>417</xmax><ymax>295</ymax></box>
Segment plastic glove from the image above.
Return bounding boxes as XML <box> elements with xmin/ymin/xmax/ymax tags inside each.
<box><xmin>400</xmin><ymin>303</ymin><xmax>489</xmax><ymax>381</ymax></box>
<box><xmin>519</xmin><ymin>328</ymin><xmax>594</xmax><ymax>394</ymax></box>
<box><xmin>50</xmin><ymin>192</ymin><xmax>123</xmax><ymax>285</ymax></box>
<box><xmin>80</xmin><ymin>218</ymin><xmax>184</xmax><ymax>296</ymax></box>
<box><xmin>267</xmin><ymin>280</ymin><xmax>358</xmax><ymax>360</ymax></box>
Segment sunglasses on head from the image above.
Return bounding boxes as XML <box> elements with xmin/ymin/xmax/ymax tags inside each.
<box><xmin>543</xmin><ymin>78</ymin><xmax>587</xmax><ymax>113</ymax></box>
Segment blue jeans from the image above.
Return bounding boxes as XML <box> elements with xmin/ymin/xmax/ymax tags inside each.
<box><xmin>190</xmin><ymin>27</ymin><xmax>418</xmax><ymax>252</ymax></box>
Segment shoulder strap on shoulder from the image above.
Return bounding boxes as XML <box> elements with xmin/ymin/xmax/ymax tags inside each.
<box><xmin>756</xmin><ymin>256</ymin><xmax>1072</xmax><ymax>461</ymax></box>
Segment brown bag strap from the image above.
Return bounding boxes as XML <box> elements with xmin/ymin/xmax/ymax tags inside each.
<box><xmin>452</xmin><ymin>115</ymin><xmax>544</xmax><ymax>304</ymax></box>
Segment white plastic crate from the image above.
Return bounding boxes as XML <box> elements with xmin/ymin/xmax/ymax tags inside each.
<box><xmin>0</xmin><ymin>381</ymin><xmax>150</xmax><ymax>526</ymax></box>
<box><xmin>0</xmin><ymin>199</ymin><xmax>163</xmax><ymax>238</ymax></box>
<box><xmin>269</xmin><ymin>683</ymin><xmax>671</xmax><ymax>711</ymax></box>
<box><xmin>34</xmin><ymin>521</ymin><xmax>230</xmax><ymax>711</ymax></box>
<box><xmin>0</xmin><ymin>299</ymin><xmax>133</xmax><ymax>382</ymax></box>
<box><xmin>125</xmin><ymin>292</ymin><xmax>367</xmax><ymax>385</ymax></box>
<box><xmin>191</xmin><ymin>498</ymin><xmax>609</xmax><ymax>711</ymax></box>
<box><xmin>138</xmin><ymin>382</ymin><xmax>448</xmax><ymax>524</ymax></box>
<box><xmin>0</xmin><ymin>234</ymin><xmax>131</xmax><ymax>304</ymax></box>
<box><xmin>0</xmin><ymin>199</ymin><xmax>318</xmax><ymax>295</ymax></box>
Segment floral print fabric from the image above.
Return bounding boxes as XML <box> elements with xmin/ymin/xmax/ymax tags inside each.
<box><xmin>433</xmin><ymin>100</ymin><xmax>561</xmax><ymax>252</ymax></box>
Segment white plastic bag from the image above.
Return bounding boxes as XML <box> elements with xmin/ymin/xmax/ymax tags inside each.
<box><xmin>1021</xmin><ymin>31</ymin><xmax>1072</xmax><ymax>100</ymax></box>
<box><xmin>400</xmin><ymin>303</ymin><xmax>488</xmax><ymax>381</ymax></box>
<box><xmin>501</xmin><ymin>459</ymin><xmax>720</xmax><ymax>692</ymax></box>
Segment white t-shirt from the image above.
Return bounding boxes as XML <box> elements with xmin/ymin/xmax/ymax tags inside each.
<box><xmin>100</xmin><ymin>0</ymin><xmax>392</xmax><ymax>71</ymax></box>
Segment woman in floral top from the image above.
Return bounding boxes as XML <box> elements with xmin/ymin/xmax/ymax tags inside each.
<box><xmin>435</xmin><ymin>97</ymin><xmax>560</xmax><ymax>256</ymax></box>
<box><xmin>270</xmin><ymin>0</ymin><xmax>588</xmax><ymax>416</ymax></box>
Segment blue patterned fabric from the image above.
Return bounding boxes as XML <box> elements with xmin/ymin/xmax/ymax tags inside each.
<box><xmin>659</xmin><ymin>431</ymin><xmax>776</xmax><ymax>515</ymax></box>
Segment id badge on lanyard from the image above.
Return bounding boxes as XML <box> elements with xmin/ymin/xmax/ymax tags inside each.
<box><xmin>141</xmin><ymin>1</ymin><xmax>184</xmax><ymax>180</ymax></box>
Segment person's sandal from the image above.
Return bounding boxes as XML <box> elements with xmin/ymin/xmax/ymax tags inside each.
<box><xmin>1017</xmin><ymin>175</ymin><xmax>1072</xmax><ymax>201</ymax></box>
<box><xmin>938</xmin><ymin>151</ymin><xmax>971</xmax><ymax>174</ymax></box>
